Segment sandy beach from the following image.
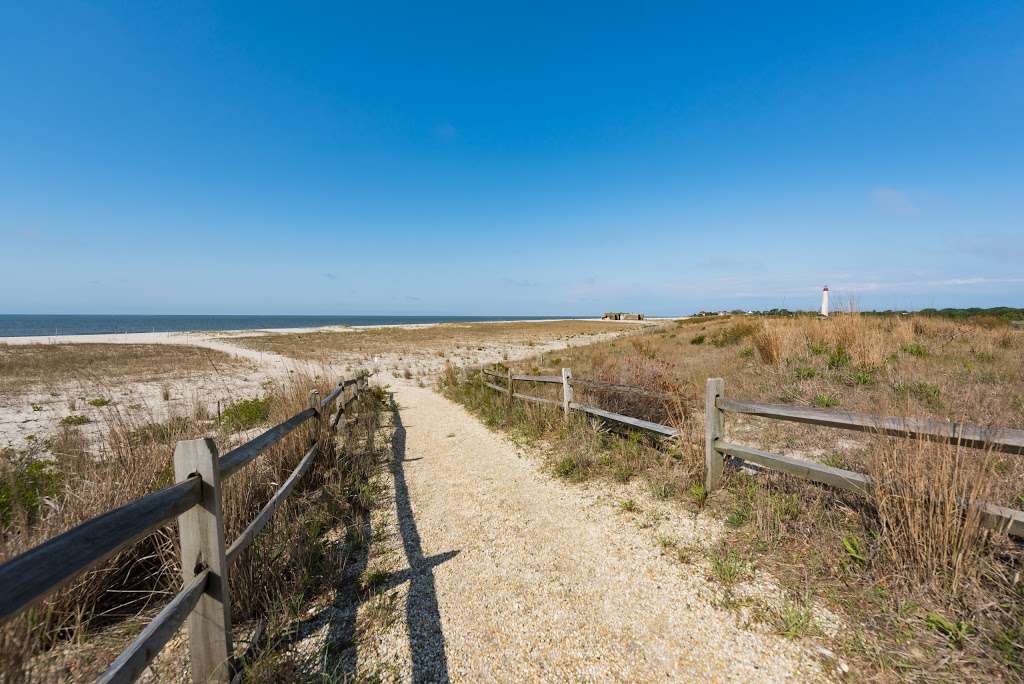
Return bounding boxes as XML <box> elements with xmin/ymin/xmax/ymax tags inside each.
<box><xmin>0</xmin><ymin>319</ymin><xmax>655</xmax><ymax>453</ymax></box>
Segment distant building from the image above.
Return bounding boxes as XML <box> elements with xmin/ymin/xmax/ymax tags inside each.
<box><xmin>602</xmin><ymin>312</ymin><xmax>645</xmax><ymax>320</ymax></box>
<box><xmin>821</xmin><ymin>286</ymin><xmax>829</xmax><ymax>317</ymax></box>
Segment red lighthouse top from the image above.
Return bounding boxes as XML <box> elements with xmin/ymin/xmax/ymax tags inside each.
<box><xmin>823</xmin><ymin>286</ymin><xmax>829</xmax><ymax>291</ymax></box>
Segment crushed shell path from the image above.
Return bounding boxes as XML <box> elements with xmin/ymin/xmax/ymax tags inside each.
<box><xmin>369</xmin><ymin>382</ymin><xmax>827</xmax><ymax>683</ymax></box>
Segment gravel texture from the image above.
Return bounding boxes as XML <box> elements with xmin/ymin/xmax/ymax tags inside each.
<box><xmin>355</xmin><ymin>382</ymin><xmax>830</xmax><ymax>682</ymax></box>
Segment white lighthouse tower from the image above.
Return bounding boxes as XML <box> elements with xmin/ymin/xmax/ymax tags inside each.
<box><xmin>820</xmin><ymin>286</ymin><xmax>830</xmax><ymax>317</ymax></box>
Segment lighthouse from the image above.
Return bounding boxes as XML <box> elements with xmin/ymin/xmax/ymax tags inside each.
<box><xmin>820</xmin><ymin>286</ymin><xmax>829</xmax><ymax>317</ymax></box>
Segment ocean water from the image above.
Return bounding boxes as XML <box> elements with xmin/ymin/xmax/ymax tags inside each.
<box><xmin>0</xmin><ymin>314</ymin><xmax>587</xmax><ymax>338</ymax></box>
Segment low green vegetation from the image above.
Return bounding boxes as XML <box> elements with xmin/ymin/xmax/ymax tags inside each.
<box><xmin>902</xmin><ymin>342</ymin><xmax>928</xmax><ymax>357</ymax></box>
<box><xmin>220</xmin><ymin>396</ymin><xmax>272</xmax><ymax>430</ymax></box>
<box><xmin>711</xmin><ymin>321</ymin><xmax>757</xmax><ymax>347</ymax></box>
<box><xmin>59</xmin><ymin>414</ymin><xmax>89</xmax><ymax>426</ymax></box>
<box><xmin>0</xmin><ymin>454</ymin><xmax>61</xmax><ymax>526</ymax></box>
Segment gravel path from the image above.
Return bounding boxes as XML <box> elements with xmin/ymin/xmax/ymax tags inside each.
<box><xmin>365</xmin><ymin>382</ymin><xmax>828</xmax><ymax>683</ymax></box>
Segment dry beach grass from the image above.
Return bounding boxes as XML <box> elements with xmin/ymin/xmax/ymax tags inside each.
<box><xmin>234</xmin><ymin>319</ymin><xmax>643</xmax><ymax>371</ymax></box>
<box><xmin>0</xmin><ymin>372</ymin><xmax>383</xmax><ymax>681</ymax></box>
<box><xmin>0</xmin><ymin>343</ymin><xmax>253</xmax><ymax>401</ymax></box>
<box><xmin>446</xmin><ymin>312</ymin><xmax>1024</xmax><ymax>681</ymax></box>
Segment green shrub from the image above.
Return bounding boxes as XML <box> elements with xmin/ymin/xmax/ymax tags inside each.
<box><xmin>893</xmin><ymin>381</ymin><xmax>943</xmax><ymax>409</ymax></box>
<box><xmin>87</xmin><ymin>397</ymin><xmax>111</xmax><ymax>407</ymax></box>
<box><xmin>0</xmin><ymin>459</ymin><xmax>62</xmax><ymax>526</ymax></box>
<box><xmin>221</xmin><ymin>396</ymin><xmax>272</xmax><ymax>431</ymax></box>
<box><xmin>809</xmin><ymin>341</ymin><xmax>829</xmax><ymax>355</ymax></box>
<box><xmin>812</xmin><ymin>393</ymin><xmax>839</xmax><ymax>408</ymax></box>
<box><xmin>852</xmin><ymin>369</ymin><xmax>875</xmax><ymax>386</ymax></box>
<box><xmin>726</xmin><ymin>505</ymin><xmax>750</xmax><ymax>527</ymax></box>
<box><xmin>911</xmin><ymin>382</ymin><xmax>942</xmax><ymax>409</ymax></box>
<box><xmin>59</xmin><ymin>414</ymin><xmax>89</xmax><ymax>426</ymax></box>
<box><xmin>827</xmin><ymin>345</ymin><xmax>851</xmax><ymax>369</ymax></box>
<box><xmin>690</xmin><ymin>334</ymin><xmax>706</xmax><ymax>345</ymax></box>
<box><xmin>711</xmin><ymin>321</ymin><xmax>758</xmax><ymax>347</ymax></box>
<box><xmin>902</xmin><ymin>342</ymin><xmax>928</xmax><ymax>357</ymax></box>
<box><xmin>553</xmin><ymin>456</ymin><xmax>578</xmax><ymax>479</ymax></box>
<box><xmin>795</xmin><ymin>366</ymin><xmax>816</xmax><ymax>380</ymax></box>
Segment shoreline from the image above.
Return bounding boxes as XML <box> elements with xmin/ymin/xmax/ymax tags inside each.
<box><xmin>0</xmin><ymin>317</ymin><xmax>667</xmax><ymax>346</ymax></box>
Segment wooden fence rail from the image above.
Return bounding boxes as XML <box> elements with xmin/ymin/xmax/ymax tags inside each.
<box><xmin>705</xmin><ymin>377</ymin><xmax>1024</xmax><ymax>537</ymax></box>
<box><xmin>0</xmin><ymin>371</ymin><xmax>370</xmax><ymax>683</ymax></box>
<box><xmin>479</xmin><ymin>366</ymin><xmax>1024</xmax><ymax>538</ymax></box>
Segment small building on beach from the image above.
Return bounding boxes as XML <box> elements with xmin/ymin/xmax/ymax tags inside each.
<box><xmin>602</xmin><ymin>312</ymin><xmax>645</xmax><ymax>321</ymax></box>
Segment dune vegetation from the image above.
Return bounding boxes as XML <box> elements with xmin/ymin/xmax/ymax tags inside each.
<box><xmin>0</xmin><ymin>373</ymin><xmax>386</xmax><ymax>681</ymax></box>
<box><xmin>442</xmin><ymin>311</ymin><xmax>1024</xmax><ymax>681</ymax></box>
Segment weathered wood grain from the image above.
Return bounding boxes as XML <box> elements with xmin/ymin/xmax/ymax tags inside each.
<box><xmin>512</xmin><ymin>392</ymin><xmax>561</xmax><ymax>407</ymax></box>
<box><xmin>717</xmin><ymin>398</ymin><xmax>1024</xmax><ymax>454</ymax></box>
<box><xmin>705</xmin><ymin>378</ymin><xmax>725</xmax><ymax>492</ymax></box>
<box><xmin>568</xmin><ymin>402</ymin><xmax>679</xmax><ymax>437</ymax></box>
<box><xmin>511</xmin><ymin>374</ymin><xmax>563</xmax><ymax>384</ymax></box>
<box><xmin>715</xmin><ymin>441</ymin><xmax>870</xmax><ymax>494</ymax></box>
<box><xmin>0</xmin><ymin>477</ymin><xmax>201</xmax><ymax>624</ymax></box>
<box><xmin>716</xmin><ymin>441</ymin><xmax>1024</xmax><ymax>536</ymax></box>
<box><xmin>561</xmin><ymin>368</ymin><xmax>573</xmax><ymax>420</ymax></box>
<box><xmin>219</xmin><ymin>408</ymin><xmax>316</xmax><ymax>479</ymax></box>
<box><xmin>174</xmin><ymin>439</ymin><xmax>232</xmax><ymax>683</ymax></box>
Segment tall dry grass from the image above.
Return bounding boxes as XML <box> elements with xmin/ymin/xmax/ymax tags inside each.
<box><xmin>862</xmin><ymin>436</ymin><xmax>1002</xmax><ymax>596</ymax></box>
<box><xmin>449</xmin><ymin>311</ymin><xmax>1024</xmax><ymax>679</ymax></box>
<box><xmin>0</xmin><ymin>372</ymin><xmax>375</xmax><ymax>681</ymax></box>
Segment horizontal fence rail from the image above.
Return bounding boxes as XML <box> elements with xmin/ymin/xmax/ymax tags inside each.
<box><xmin>704</xmin><ymin>377</ymin><xmax>1024</xmax><ymax>538</ymax></box>
<box><xmin>218</xmin><ymin>408</ymin><xmax>317</xmax><ymax>480</ymax></box>
<box><xmin>511</xmin><ymin>373</ymin><xmax>563</xmax><ymax>384</ymax></box>
<box><xmin>0</xmin><ymin>371</ymin><xmax>370</xmax><ymax>683</ymax></box>
<box><xmin>480</xmin><ymin>366</ymin><xmax>680</xmax><ymax>437</ymax></box>
<box><xmin>716</xmin><ymin>398</ymin><xmax>1024</xmax><ymax>455</ymax></box>
<box><xmin>480</xmin><ymin>366</ymin><xmax>1024</xmax><ymax>539</ymax></box>
<box><xmin>97</xmin><ymin>570</ymin><xmax>210</xmax><ymax>684</ymax></box>
<box><xmin>569</xmin><ymin>401</ymin><xmax>679</xmax><ymax>437</ymax></box>
<box><xmin>0</xmin><ymin>477</ymin><xmax>202</xmax><ymax>623</ymax></box>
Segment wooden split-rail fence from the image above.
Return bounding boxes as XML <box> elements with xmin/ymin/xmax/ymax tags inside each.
<box><xmin>481</xmin><ymin>368</ymin><xmax>1024</xmax><ymax>537</ymax></box>
<box><xmin>0</xmin><ymin>372</ymin><xmax>370</xmax><ymax>683</ymax></box>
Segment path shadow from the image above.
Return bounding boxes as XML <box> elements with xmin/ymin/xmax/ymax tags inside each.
<box><xmin>276</xmin><ymin>395</ymin><xmax>456</xmax><ymax>682</ymax></box>
<box><xmin>388</xmin><ymin>395</ymin><xmax>456</xmax><ymax>683</ymax></box>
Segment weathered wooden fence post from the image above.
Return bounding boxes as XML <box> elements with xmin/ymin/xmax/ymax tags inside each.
<box><xmin>173</xmin><ymin>438</ymin><xmax>232</xmax><ymax>683</ymax></box>
<box><xmin>308</xmin><ymin>389</ymin><xmax>321</xmax><ymax>441</ymax></box>
<box><xmin>506</xmin><ymin>368</ymin><xmax>514</xmax><ymax>409</ymax></box>
<box><xmin>561</xmin><ymin>367</ymin><xmax>573</xmax><ymax>420</ymax></box>
<box><xmin>331</xmin><ymin>381</ymin><xmax>346</xmax><ymax>431</ymax></box>
<box><xmin>705</xmin><ymin>378</ymin><xmax>725</xmax><ymax>493</ymax></box>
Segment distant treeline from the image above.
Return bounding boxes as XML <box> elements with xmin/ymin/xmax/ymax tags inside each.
<box><xmin>688</xmin><ymin>307</ymin><xmax>1024</xmax><ymax>321</ymax></box>
<box><xmin>916</xmin><ymin>307</ymin><xmax>1024</xmax><ymax>321</ymax></box>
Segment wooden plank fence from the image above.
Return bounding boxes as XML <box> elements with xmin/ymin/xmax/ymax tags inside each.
<box><xmin>480</xmin><ymin>366</ymin><xmax>1024</xmax><ymax>538</ymax></box>
<box><xmin>0</xmin><ymin>372</ymin><xmax>370</xmax><ymax>683</ymax></box>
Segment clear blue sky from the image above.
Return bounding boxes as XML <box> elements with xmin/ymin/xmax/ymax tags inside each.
<box><xmin>2</xmin><ymin>2</ymin><xmax>1021</xmax><ymax>315</ymax></box>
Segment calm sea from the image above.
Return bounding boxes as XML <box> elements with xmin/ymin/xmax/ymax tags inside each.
<box><xmin>0</xmin><ymin>314</ymin><xmax>588</xmax><ymax>338</ymax></box>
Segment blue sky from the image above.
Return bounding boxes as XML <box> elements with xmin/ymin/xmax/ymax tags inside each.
<box><xmin>2</xmin><ymin>2</ymin><xmax>1021</xmax><ymax>315</ymax></box>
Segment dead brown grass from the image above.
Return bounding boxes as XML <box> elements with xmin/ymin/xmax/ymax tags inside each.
<box><xmin>234</xmin><ymin>320</ymin><xmax>642</xmax><ymax>362</ymax></box>
<box><xmin>0</xmin><ymin>373</ymin><xmax>382</xmax><ymax>681</ymax></box>
<box><xmin>0</xmin><ymin>344</ymin><xmax>252</xmax><ymax>401</ymax></box>
<box><xmin>863</xmin><ymin>436</ymin><xmax>1000</xmax><ymax>594</ymax></box>
<box><xmin>447</xmin><ymin>312</ymin><xmax>1024</xmax><ymax>681</ymax></box>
